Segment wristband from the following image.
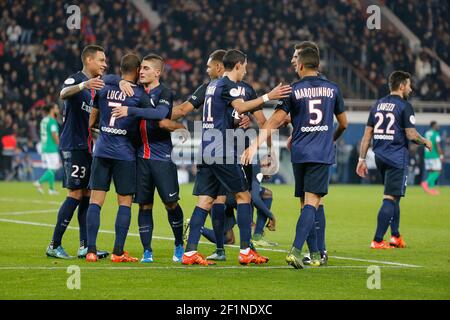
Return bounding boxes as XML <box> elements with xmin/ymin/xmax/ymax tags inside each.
<box><xmin>262</xmin><ymin>94</ymin><xmax>269</xmax><ymax>103</ymax></box>
<box><xmin>358</xmin><ymin>157</ymin><xmax>366</xmax><ymax>161</ymax></box>
<box><xmin>78</xmin><ymin>82</ymin><xmax>85</xmax><ymax>91</ymax></box>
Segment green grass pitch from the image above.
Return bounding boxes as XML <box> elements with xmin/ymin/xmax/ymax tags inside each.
<box><xmin>0</xmin><ymin>182</ymin><xmax>449</xmax><ymax>300</ymax></box>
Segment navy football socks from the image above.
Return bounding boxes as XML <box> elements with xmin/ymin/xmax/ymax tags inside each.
<box><xmin>390</xmin><ymin>199</ymin><xmax>401</xmax><ymax>237</ymax></box>
<box><xmin>200</xmin><ymin>226</ymin><xmax>217</xmax><ymax>243</ymax></box>
<box><xmin>86</xmin><ymin>203</ymin><xmax>101</xmax><ymax>253</ymax></box>
<box><xmin>211</xmin><ymin>203</ymin><xmax>226</xmax><ymax>249</ymax></box>
<box><xmin>316</xmin><ymin>205</ymin><xmax>326</xmax><ymax>253</ymax></box>
<box><xmin>77</xmin><ymin>196</ymin><xmax>90</xmax><ymax>248</ymax></box>
<box><xmin>374</xmin><ymin>199</ymin><xmax>395</xmax><ymax>242</ymax></box>
<box><xmin>186</xmin><ymin>206</ymin><xmax>208</xmax><ymax>252</ymax></box>
<box><xmin>293</xmin><ymin>205</ymin><xmax>317</xmax><ymax>251</ymax></box>
<box><xmin>138</xmin><ymin>208</ymin><xmax>153</xmax><ymax>252</ymax></box>
<box><xmin>236</xmin><ymin>203</ymin><xmax>252</xmax><ymax>249</ymax></box>
<box><xmin>167</xmin><ymin>204</ymin><xmax>184</xmax><ymax>246</ymax></box>
<box><xmin>51</xmin><ymin>197</ymin><xmax>80</xmax><ymax>248</ymax></box>
<box><xmin>113</xmin><ymin>205</ymin><xmax>131</xmax><ymax>256</ymax></box>
<box><xmin>306</xmin><ymin>219</ymin><xmax>319</xmax><ymax>253</ymax></box>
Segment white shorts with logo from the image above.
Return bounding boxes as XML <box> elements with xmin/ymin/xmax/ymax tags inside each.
<box><xmin>424</xmin><ymin>158</ymin><xmax>442</xmax><ymax>171</ymax></box>
<box><xmin>42</xmin><ymin>152</ymin><xmax>61</xmax><ymax>170</ymax></box>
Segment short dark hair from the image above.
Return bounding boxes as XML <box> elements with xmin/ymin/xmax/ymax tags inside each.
<box><xmin>430</xmin><ymin>121</ymin><xmax>437</xmax><ymax>128</ymax></box>
<box><xmin>223</xmin><ymin>49</ymin><xmax>247</xmax><ymax>70</ymax></box>
<box><xmin>43</xmin><ymin>103</ymin><xmax>57</xmax><ymax>114</ymax></box>
<box><xmin>209</xmin><ymin>49</ymin><xmax>226</xmax><ymax>63</ymax></box>
<box><xmin>81</xmin><ymin>45</ymin><xmax>104</xmax><ymax>63</ymax></box>
<box><xmin>389</xmin><ymin>71</ymin><xmax>411</xmax><ymax>91</ymax></box>
<box><xmin>298</xmin><ymin>47</ymin><xmax>319</xmax><ymax>70</ymax></box>
<box><xmin>43</xmin><ymin>105</ymin><xmax>51</xmax><ymax>114</ymax></box>
<box><xmin>295</xmin><ymin>41</ymin><xmax>320</xmax><ymax>56</ymax></box>
<box><xmin>120</xmin><ymin>53</ymin><xmax>141</xmax><ymax>74</ymax></box>
<box><xmin>143</xmin><ymin>53</ymin><xmax>165</xmax><ymax>72</ymax></box>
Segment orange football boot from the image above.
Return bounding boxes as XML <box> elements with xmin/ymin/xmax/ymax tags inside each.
<box><xmin>370</xmin><ymin>240</ymin><xmax>393</xmax><ymax>249</ymax></box>
<box><xmin>86</xmin><ymin>252</ymin><xmax>98</xmax><ymax>262</ymax></box>
<box><xmin>389</xmin><ymin>235</ymin><xmax>407</xmax><ymax>248</ymax></box>
<box><xmin>239</xmin><ymin>249</ymin><xmax>269</xmax><ymax>265</ymax></box>
<box><xmin>111</xmin><ymin>251</ymin><xmax>138</xmax><ymax>262</ymax></box>
<box><xmin>182</xmin><ymin>252</ymin><xmax>216</xmax><ymax>266</ymax></box>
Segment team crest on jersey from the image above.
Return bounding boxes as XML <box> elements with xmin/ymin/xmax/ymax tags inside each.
<box><xmin>64</xmin><ymin>77</ymin><xmax>75</xmax><ymax>85</ymax></box>
<box><xmin>230</xmin><ymin>88</ymin><xmax>242</xmax><ymax>97</ymax></box>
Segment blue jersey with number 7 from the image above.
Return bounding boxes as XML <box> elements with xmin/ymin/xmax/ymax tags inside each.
<box><xmin>276</xmin><ymin>75</ymin><xmax>345</xmax><ymax>164</ymax></box>
<box><xmin>93</xmin><ymin>83</ymin><xmax>152</xmax><ymax>161</ymax></box>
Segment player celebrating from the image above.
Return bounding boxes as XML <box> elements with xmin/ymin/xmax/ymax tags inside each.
<box><xmin>85</xmin><ymin>54</ymin><xmax>168</xmax><ymax>262</ymax></box>
<box><xmin>242</xmin><ymin>48</ymin><xmax>348</xmax><ymax>269</ymax></box>
<box><xmin>182</xmin><ymin>49</ymin><xmax>291</xmax><ymax>266</ymax></box>
<box><xmin>111</xmin><ymin>54</ymin><xmax>186</xmax><ymax>263</ymax></box>
<box><xmin>421</xmin><ymin>121</ymin><xmax>444</xmax><ymax>195</ymax></box>
<box><xmin>171</xmin><ymin>49</ymin><xmax>270</xmax><ymax>261</ymax></box>
<box><xmin>356</xmin><ymin>71</ymin><xmax>432</xmax><ymax>249</ymax></box>
<box><xmin>45</xmin><ymin>45</ymin><xmax>108</xmax><ymax>259</ymax></box>
<box><xmin>34</xmin><ymin>104</ymin><xmax>61</xmax><ymax>195</ymax></box>
<box><xmin>290</xmin><ymin>41</ymin><xmax>329</xmax><ymax>265</ymax></box>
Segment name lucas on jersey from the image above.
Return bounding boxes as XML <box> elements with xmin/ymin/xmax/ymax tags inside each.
<box><xmin>107</xmin><ymin>90</ymin><xmax>127</xmax><ymax>101</ymax></box>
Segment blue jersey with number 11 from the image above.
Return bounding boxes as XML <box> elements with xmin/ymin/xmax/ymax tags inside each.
<box><xmin>277</xmin><ymin>76</ymin><xmax>345</xmax><ymax>164</ymax></box>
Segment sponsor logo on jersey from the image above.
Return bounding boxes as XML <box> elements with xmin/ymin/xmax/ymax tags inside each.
<box><xmin>64</xmin><ymin>77</ymin><xmax>75</xmax><ymax>85</ymax></box>
<box><xmin>101</xmin><ymin>126</ymin><xmax>127</xmax><ymax>135</ymax></box>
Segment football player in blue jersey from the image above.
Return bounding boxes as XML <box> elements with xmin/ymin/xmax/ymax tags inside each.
<box><xmin>85</xmin><ymin>54</ymin><xmax>168</xmax><ymax>262</ymax></box>
<box><xmin>45</xmin><ymin>45</ymin><xmax>109</xmax><ymax>260</ymax></box>
<box><xmin>357</xmin><ymin>71</ymin><xmax>431</xmax><ymax>249</ymax></box>
<box><xmin>170</xmin><ymin>50</ymin><xmax>273</xmax><ymax>261</ymax></box>
<box><xmin>242</xmin><ymin>48</ymin><xmax>348</xmax><ymax>269</ymax></box>
<box><xmin>182</xmin><ymin>49</ymin><xmax>291</xmax><ymax>266</ymax></box>
<box><xmin>110</xmin><ymin>54</ymin><xmax>187</xmax><ymax>263</ymax></box>
<box><xmin>291</xmin><ymin>41</ymin><xmax>330</xmax><ymax>265</ymax></box>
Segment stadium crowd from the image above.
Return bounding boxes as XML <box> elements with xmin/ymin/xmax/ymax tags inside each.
<box><xmin>0</xmin><ymin>0</ymin><xmax>448</xmax><ymax>179</ymax></box>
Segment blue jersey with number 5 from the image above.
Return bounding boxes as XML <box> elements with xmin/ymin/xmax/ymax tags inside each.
<box><xmin>277</xmin><ymin>76</ymin><xmax>345</xmax><ymax>164</ymax></box>
<box><xmin>367</xmin><ymin>94</ymin><xmax>415</xmax><ymax>168</ymax></box>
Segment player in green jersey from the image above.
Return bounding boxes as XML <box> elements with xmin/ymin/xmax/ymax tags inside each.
<box><xmin>34</xmin><ymin>104</ymin><xmax>61</xmax><ymax>195</ymax></box>
<box><xmin>421</xmin><ymin>121</ymin><xmax>444</xmax><ymax>195</ymax></box>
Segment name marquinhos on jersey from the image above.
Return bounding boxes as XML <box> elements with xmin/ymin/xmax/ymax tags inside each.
<box><xmin>376</xmin><ymin>103</ymin><xmax>396</xmax><ymax>112</ymax></box>
<box><xmin>106</xmin><ymin>90</ymin><xmax>127</xmax><ymax>101</ymax></box>
<box><xmin>294</xmin><ymin>87</ymin><xmax>334</xmax><ymax>100</ymax></box>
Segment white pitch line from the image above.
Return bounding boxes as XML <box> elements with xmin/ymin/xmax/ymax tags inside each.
<box><xmin>0</xmin><ymin>209</ymin><xmax>57</xmax><ymax>216</ymax></box>
<box><xmin>0</xmin><ymin>198</ymin><xmax>61</xmax><ymax>205</ymax></box>
<box><xmin>0</xmin><ymin>265</ymin><xmax>411</xmax><ymax>271</ymax></box>
<box><xmin>0</xmin><ymin>217</ymin><xmax>422</xmax><ymax>268</ymax></box>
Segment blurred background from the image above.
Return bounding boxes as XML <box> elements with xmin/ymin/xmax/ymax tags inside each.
<box><xmin>0</xmin><ymin>0</ymin><xmax>449</xmax><ymax>185</ymax></box>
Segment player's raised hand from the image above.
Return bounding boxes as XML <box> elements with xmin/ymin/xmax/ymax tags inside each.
<box><xmin>84</xmin><ymin>77</ymin><xmax>105</xmax><ymax>90</ymax></box>
<box><xmin>241</xmin><ymin>144</ymin><xmax>258</xmax><ymax>166</ymax></box>
<box><xmin>356</xmin><ymin>159</ymin><xmax>368</xmax><ymax>178</ymax></box>
<box><xmin>239</xmin><ymin>114</ymin><xmax>251</xmax><ymax>129</ymax></box>
<box><xmin>119</xmin><ymin>80</ymin><xmax>135</xmax><ymax>97</ymax></box>
<box><xmin>267</xmin><ymin>83</ymin><xmax>291</xmax><ymax>100</ymax></box>
<box><xmin>111</xmin><ymin>106</ymin><xmax>129</xmax><ymax>119</ymax></box>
